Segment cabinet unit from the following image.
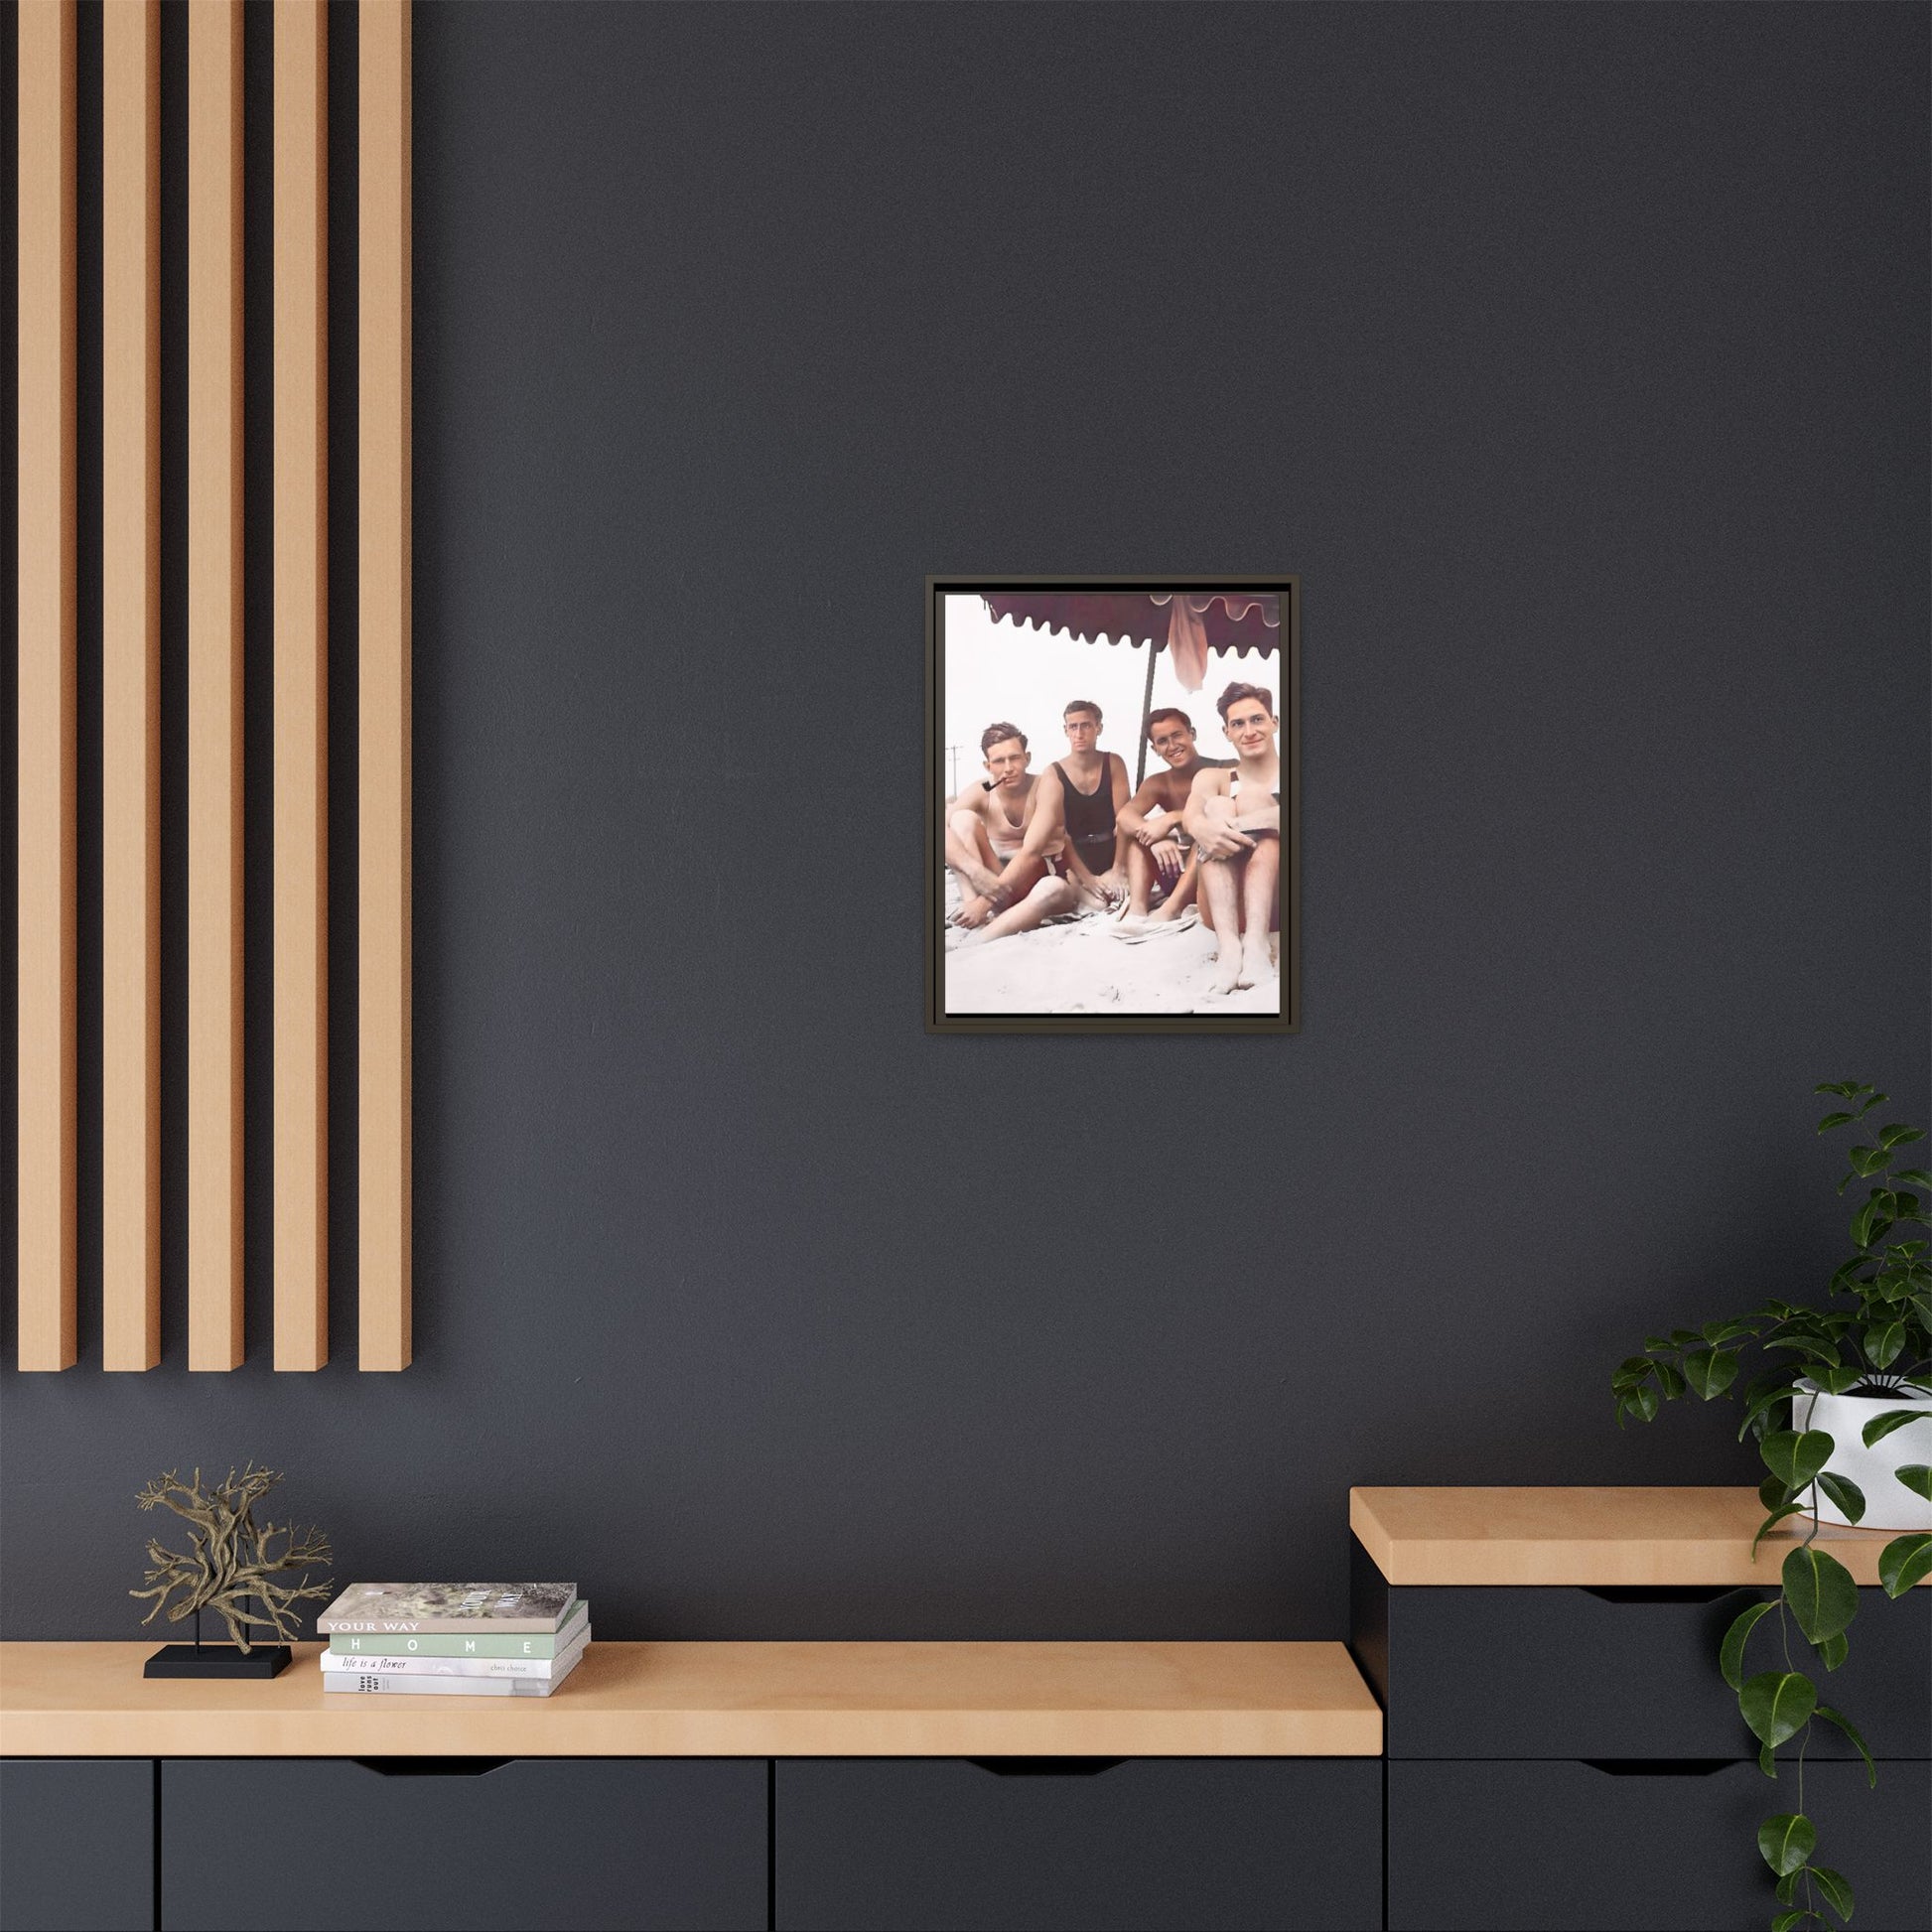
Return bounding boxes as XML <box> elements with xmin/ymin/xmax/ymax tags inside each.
<box><xmin>1352</xmin><ymin>1488</ymin><xmax>1932</xmax><ymax>1932</ymax></box>
<box><xmin>0</xmin><ymin>1759</ymin><xmax>153</xmax><ymax>1932</ymax></box>
<box><xmin>160</xmin><ymin>1758</ymin><xmax>766</xmax><ymax>1932</ymax></box>
<box><xmin>775</xmin><ymin>1757</ymin><xmax>1381</xmax><ymax>1931</ymax></box>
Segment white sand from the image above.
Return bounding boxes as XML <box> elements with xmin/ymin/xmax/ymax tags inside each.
<box><xmin>944</xmin><ymin>905</ymin><xmax>1281</xmax><ymax>1017</ymax></box>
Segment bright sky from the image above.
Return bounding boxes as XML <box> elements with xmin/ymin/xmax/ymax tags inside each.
<box><xmin>939</xmin><ymin>594</ymin><xmax>1276</xmax><ymax>800</ymax></box>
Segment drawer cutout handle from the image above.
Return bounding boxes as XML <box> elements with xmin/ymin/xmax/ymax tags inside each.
<box><xmin>352</xmin><ymin>1757</ymin><xmax>513</xmax><ymax>1777</ymax></box>
<box><xmin>1581</xmin><ymin>1587</ymin><xmax>1751</xmax><ymax>1605</ymax></box>
<box><xmin>1584</xmin><ymin>1759</ymin><xmax>1735</xmax><ymax>1777</ymax></box>
<box><xmin>968</xmin><ymin>1757</ymin><xmax>1126</xmax><ymax>1777</ymax></box>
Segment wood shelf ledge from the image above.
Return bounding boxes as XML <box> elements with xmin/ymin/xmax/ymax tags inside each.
<box><xmin>1351</xmin><ymin>1486</ymin><xmax>1930</xmax><ymax>1587</ymax></box>
<box><xmin>0</xmin><ymin>1641</ymin><xmax>1381</xmax><ymax>1759</ymax></box>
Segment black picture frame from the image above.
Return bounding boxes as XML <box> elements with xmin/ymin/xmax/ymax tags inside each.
<box><xmin>926</xmin><ymin>576</ymin><xmax>1301</xmax><ymax>1035</ymax></box>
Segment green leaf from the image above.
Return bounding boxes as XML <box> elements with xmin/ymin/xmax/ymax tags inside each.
<box><xmin>1852</xmin><ymin>1192</ymin><xmax>1895</xmax><ymax>1249</ymax></box>
<box><xmin>1739</xmin><ymin>1380</ymin><xmax>1798</xmax><ymax>1442</ymax></box>
<box><xmin>1894</xmin><ymin>1464</ymin><xmax>1932</xmax><ymax>1502</ymax></box>
<box><xmin>1720</xmin><ymin>1597</ymin><xmax>1777</xmax><ymax>1689</ymax></box>
<box><xmin>1683</xmin><ymin>1347</ymin><xmax>1738</xmax><ymax>1399</ymax></box>
<box><xmin>1758</xmin><ymin>1813</ymin><xmax>1815</xmax><ymax>1877</ymax></box>
<box><xmin>1857</xmin><ymin>1089</ymin><xmax>1888</xmax><ymax>1117</ymax></box>
<box><xmin>1878</xmin><ymin>1123</ymin><xmax>1926</xmax><ymax>1150</ymax></box>
<box><xmin>1813</xmin><ymin>1705</ymin><xmax>1876</xmax><ymax>1787</ymax></box>
<box><xmin>1759</xmin><ymin>1737</ymin><xmax>1777</xmax><ymax>1777</ymax></box>
<box><xmin>1893</xmin><ymin>1169</ymin><xmax>1932</xmax><ymax>1190</ymax></box>
<box><xmin>1753</xmin><ymin>1502</ymin><xmax>1810</xmax><ymax>1556</ymax></box>
<box><xmin>1810</xmin><ymin>1365</ymin><xmax>1865</xmax><ymax>1395</ymax></box>
<box><xmin>1616</xmin><ymin>1383</ymin><xmax>1658</xmax><ymax>1427</ymax></box>
<box><xmin>1814</xmin><ymin>1081</ymin><xmax>1857</xmax><ymax>1097</ymax></box>
<box><xmin>1865</xmin><ymin>1320</ymin><xmax>1906</xmax><ymax>1369</ymax></box>
<box><xmin>1739</xmin><ymin>1670</ymin><xmax>1817</xmax><ymax>1747</ymax></box>
<box><xmin>1862</xmin><ymin>1408</ymin><xmax>1930</xmax><ymax>1448</ymax></box>
<box><xmin>1816</xmin><ymin>1472</ymin><xmax>1865</xmax><ymax>1524</ymax></box>
<box><xmin>1653</xmin><ymin>1358</ymin><xmax>1687</xmax><ymax>1399</ymax></box>
<box><xmin>1775</xmin><ymin>1872</ymin><xmax>1801</xmax><ymax>1907</ymax></box>
<box><xmin>1850</xmin><ymin>1145</ymin><xmax>1888</xmax><ymax>1176</ymax></box>
<box><xmin>1783</xmin><ymin>1547</ymin><xmax>1860</xmax><ymax>1643</ymax></box>
<box><xmin>1762</xmin><ymin>1430</ymin><xmax>1835</xmax><ymax>1490</ymax></box>
<box><xmin>1769</xmin><ymin>1907</ymin><xmax>1806</xmax><ymax>1932</ymax></box>
<box><xmin>1816</xmin><ymin>1111</ymin><xmax>1856</xmax><ymax>1132</ymax></box>
<box><xmin>1702</xmin><ymin>1319</ymin><xmax>1755</xmax><ymax>1345</ymax></box>
<box><xmin>1810</xmin><ymin>1863</ymin><xmax>1855</xmax><ymax>1922</ymax></box>
<box><xmin>1815</xmin><ymin>1630</ymin><xmax>1849</xmax><ymax>1672</ymax></box>
<box><xmin>1760</xmin><ymin>1474</ymin><xmax>1795</xmax><ymax>1511</ymax></box>
<box><xmin>1878</xmin><ymin>1533</ymin><xmax>1932</xmax><ymax>1596</ymax></box>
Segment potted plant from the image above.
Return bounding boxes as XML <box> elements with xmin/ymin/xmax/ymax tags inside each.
<box><xmin>1611</xmin><ymin>1081</ymin><xmax>1932</xmax><ymax>1932</ymax></box>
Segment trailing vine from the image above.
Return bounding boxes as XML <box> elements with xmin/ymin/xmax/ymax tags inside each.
<box><xmin>1612</xmin><ymin>1082</ymin><xmax>1932</xmax><ymax>1930</ymax></box>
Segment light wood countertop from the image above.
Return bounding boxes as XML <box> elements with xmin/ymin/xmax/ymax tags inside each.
<box><xmin>1351</xmin><ymin>1486</ymin><xmax>1929</xmax><ymax>1587</ymax></box>
<box><xmin>0</xmin><ymin>1640</ymin><xmax>1382</xmax><ymax>1758</ymax></box>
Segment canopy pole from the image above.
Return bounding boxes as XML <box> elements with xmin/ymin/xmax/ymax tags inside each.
<box><xmin>1134</xmin><ymin>640</ymin><xmax>1160</xmax><ymax>789</ymax></box>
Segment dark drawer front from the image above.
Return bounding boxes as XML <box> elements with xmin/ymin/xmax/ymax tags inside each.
<box><xmin>775</xmin><ymin>1757</ymin><xmax>1379</xmax><ymax>1932</ymax></box>
<box><xmin>161</xmin><ymin>1758</ymin><xmax>765</xmax><ymax>1931</ymax></box>
<box><xmin>1353</xmin><ymin>1542</ymin><xmax>1932</xmax><ymax>1759</ymax></box>
<box><xmin>0</xmin><ymin>1760</ymin><xmax>153</xmax><ymax>1932</ymax></box>
<box><xmin>1388</xmin><ymin>1758</ymin><xmax>1932</xmax><ymax>1931</ymax></box>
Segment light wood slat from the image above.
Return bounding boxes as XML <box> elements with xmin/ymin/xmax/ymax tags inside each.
<box><xmin>101</xmin><ymin>0</ymin><xmax>162</xmax><ymax>1371</ymax></box>
<box><xmin>0</xmin><ymin>1641</ymin><xmax>1385</xmax><ymax>1758</ymax></box>
<box><xmin>1348</xmin><ymin>1487</ymin><xmax>1930</xmax><ymax>1588</ymax></box>
<box><xmin>359</xmin><ymin>0</ymin><xmax>411</xmax><ymax>1369</ymax></box>
<box><xmin>16</xmin><ymin>1</ymin><xmax>77</xmax><ymax>1372</ymax></box>
<box><xmin>187</xmin><ymin>0</ymin><xmax>244</xmax><ymax>1369</ymax></box>
<box><xmin>274</xmin><ymin>0</ymin><xmax>328</xmax><ymax>1370</ymax></box>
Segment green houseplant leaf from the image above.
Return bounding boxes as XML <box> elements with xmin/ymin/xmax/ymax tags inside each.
<box><xmin>1683</xmin><ymin>1346</ymin><xmax>1739</xmax><ymax>1399</ymax></box>
<box><xmin>1757</xmin><ymin>1813</ymin><xmax>1815</xmax><ymax>1877</ymax></box>
<box><xmin>1813</xmin><ymin>1705</ymin><xmax>1876</xmax><ymax>1787</ymax></box>
<box><xmin>1878</xmin><ymin>1533</ymin><xmax>1932</xmax><ymax>1596</ymax></box>
<box><xmin>1761</xmin><ymin>1430</ymin><xmax>1834</xmax><ymax>1490</ymax></box>
<box><xmin>1720</xmin><ymin>1598</ymin><xmax>1777</xmax><ymax>1691</ymax></box>
<box><xmin>1739</xmin><ymin>1670</ymin><xmax>1817</xmax><ymax>1748</ymax></box>
<box><xmin>1815</xmin><ymin>1472</ymin><xmax>1864</xmax><ymax>1524</ymax></box>
<box><xmin>1862</xmin><ymin>1408</ymin><xmax>1930</xmax><ymax>1448</ymax></box>
<box><xmin>1782</xmin><ymin>1547</ymin><xmax>1859</xmax><ymax>1644</ymax></box>
<box><xmin>1893</xmin><ymin>1464</ymin><xmax>1932</xmax><ymax>1503</ymax></box>
<box><xmin>1809</xmin><ymin>1863</ymin><xmax>1855</xmax><ymax>1921</ymax></box>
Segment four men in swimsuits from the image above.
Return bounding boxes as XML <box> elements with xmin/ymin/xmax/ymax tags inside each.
<box><xmin>943</xmin><ymin>682</ymin><xmax>1285</xmax><ymax>998</ymax></box>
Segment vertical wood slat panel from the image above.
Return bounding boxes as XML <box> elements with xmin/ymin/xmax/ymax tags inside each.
<box><xmin>188</xmin><ymin>0</ymin><xmax>244</xmax><ymax>1369</ymax></box>
<box><xmin>16</xmin><ymin>1</ymin><xmax>78</xmax><ymax>1371</ymax></box>
<box><xmin>359</xmin><ymin>0</ymin><xmax>412</xmax><ymax>1369</ymax></box>
<box><xmin>274</xmin><ymin>0</ymin><xmax>328</xmax><ymax>1370</ymax></box>
<box><xmin>101</xmin><ymin>0</ymin><xmax>162</xmax><ymax>1371</ymax></box>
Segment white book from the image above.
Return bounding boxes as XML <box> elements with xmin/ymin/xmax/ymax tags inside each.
<box><xmin>320</xmin><ymin>1628</ymin><xmax>590</xmax><ymax>1680</ymax></box>
<box><xmin>324</xmin><ymin>1648</ymin><xmax>584</xmax><ymax>1699</ymax></box>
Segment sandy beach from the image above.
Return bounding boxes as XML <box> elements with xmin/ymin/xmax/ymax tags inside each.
<box><xmin>944</xmin><ymin>897</ymin><xmax>1281</xmax><ymax>1017</ymax></box>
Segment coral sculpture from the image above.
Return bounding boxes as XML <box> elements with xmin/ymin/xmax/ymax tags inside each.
<box><xmin>131</xmin><ymin>1465</ymin><xmax>334</xmax><ymax>1652</ymax></box>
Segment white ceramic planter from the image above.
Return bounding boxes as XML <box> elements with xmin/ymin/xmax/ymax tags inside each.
<box><xmin>1794</xmin><ymin>1379</ymin><xmax>1932</xmax><ymax>1532</ymax></box>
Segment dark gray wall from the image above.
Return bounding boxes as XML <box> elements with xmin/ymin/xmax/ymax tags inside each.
<box><xmin>3</xmin><ymin>2</ymin><xmax>1927</xmax><ymax>1641</ymax></box>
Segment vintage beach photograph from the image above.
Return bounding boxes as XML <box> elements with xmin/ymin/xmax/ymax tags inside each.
<box><xmin>927</xmin><ymin>580</ymin><xmax>1299</xmax><ymax>1033</ymax></box>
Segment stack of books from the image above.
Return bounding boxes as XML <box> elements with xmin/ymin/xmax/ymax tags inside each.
<box><xmin>316</xmin><ymin>1584</ymin><xmax>590</xmax><ymax>1698</ymax></box>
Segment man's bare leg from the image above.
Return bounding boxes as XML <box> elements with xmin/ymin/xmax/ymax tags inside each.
<box><xmin>1235</xmin><ymin>839</ymin><xmax>1281</xmax><ymax>988</ymax></box>
<box><xmin>960</xmin><ymin>873</ymin><xmax>1079</xmax><ymax>946</ymax></box>
<box><xmin>1199</xmin><ymin>856</ymin><xmax>1243</xmax><ymax>994</ymax></box>
<box><xmin>954</xmin><ymin>851</ymin><xmax>1050</xmax><ymax>931</ymax></box>
<box><xmin>945</xmin><ymin>811</ymin><xmax>1004</xmax><ymax>902</ymax></box>
<box><xmin>1125</xmin><ymin>842</ymin><xmax>1159</xmax><ymax>919</ymax></box>
<box><xmin>1151</xmin><ymin>854</ymin><xmax>1198</xmax><ymax>922</ymax></box>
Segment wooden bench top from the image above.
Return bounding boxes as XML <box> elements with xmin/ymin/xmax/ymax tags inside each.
<box><xmin>0</xmin><ymin>1640</ymin><xmax>1383</xmax><ymax>1758</ymax></box>
<box><xmin>1351</xmin><ymin>1486</ymin><xmax>1925</xmax><ymax>1587</ymax></box>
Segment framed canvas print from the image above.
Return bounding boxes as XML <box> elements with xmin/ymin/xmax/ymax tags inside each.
<box><xmin>927</xmin><ymin>577</ymin><xmax>1300</xmax><ymax>1035</ymax></box>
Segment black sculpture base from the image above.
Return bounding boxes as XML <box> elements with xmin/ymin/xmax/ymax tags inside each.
<box><xmin>145</xmin><ymin>1643</ymin><xmax>292</xmax><ymax>1679</ymax></box>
